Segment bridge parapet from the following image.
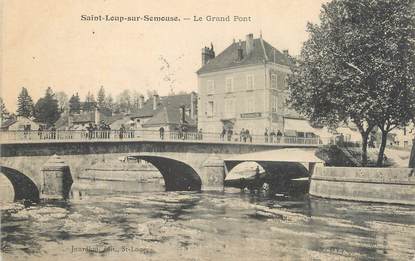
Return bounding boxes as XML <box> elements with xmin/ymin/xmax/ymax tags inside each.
<box><xmin>0</xmin><ymin>130</ymin><xmax>323</xmax><ymax>147</ymax></box>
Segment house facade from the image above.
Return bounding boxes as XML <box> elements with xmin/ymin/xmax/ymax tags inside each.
<box><xmin>0</xmin><ymin>116</ymin><xmax>40</xmax><ymax>131</ymax></box>
<box><xmin>197</xmin><ymin>33</ymin><xmax>307</xmax><ymax>137</ymax></box>
<box><xmin>390</xmin><ymin>124</ymin><xmax>414</xmax><ymax>149</ymax></box>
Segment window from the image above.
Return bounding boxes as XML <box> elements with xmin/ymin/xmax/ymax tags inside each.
<box><xmin>271</xmin><ymin>74</ymin><xmax>277</xmax><ymax>89</ymax></box>
<box><xmin>284</xmin><ymin>75</ymin><xmax>289</xmax><ymax>90</ymax></box>
<box><xmin>246</xmin><ymin>75</ymin><xmax>254</xmax><ymax>90</ymax></box>
<box><xmin>272</xmin><ymin>95</ymin><xmax>278</xmax><ymax>112</ymax></box>
<box><xmin>224</xmin><ymin>98</ymin><xmax>236</xmax><ymax>118</ymax></box>
<box><xmin>207</xmin><ymin>80</ymin><xmax>215</xmax><ymax>95</ymax></box>
<box><xmin>278</xmin><ymin>96</ymin><xmax>285</xmax><ymax>111</ymax></box>
<box><xmin>207</xmin><ymin>101</ymin><xmax>214</xmax><ymax>117</ymax></box>
<box><xmin>247</xmin><ymin>97</ymin><xmax>255</xmax><ymax>113</ymax></box>
<box><xmin>225</xmin><ymin>77</ymin><xmax>233</xmax><ymax>93</ymax></box>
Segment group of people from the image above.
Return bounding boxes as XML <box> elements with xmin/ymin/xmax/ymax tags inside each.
<box><xmin>85</xmin><ymin>122</ymin><xmax>112</xmax><ymax>139</ymax></box>
<box><xmin>220</xmin><ymin>128</ymin><xmax>253</xmax><ymax>142</ymax></box>
<box><xmin>159</xmin><ymin>126</ymin><xmax>203</xmax><ymax>140</ymax></box>
<box><xmin>264</xmin><ymin>128</ymin><xmax>283</xmax><ymax>143</ymax></box>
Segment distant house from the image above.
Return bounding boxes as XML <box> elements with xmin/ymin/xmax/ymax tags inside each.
<box><xmin>53</xmin><ymin>93</ymin><xmax>198</xmax><ymax>133</ymax></box>
<box><xmin>390</xmin><ymin>125</ymin><xmax>414</xmax><ymax>149</ymax></box>
<box><xmin>130</xmin><ymin>92</ymin><xmax>198</xmax><ymax>132</ymax></box>
<box><xmin>0</xmin><ymin>116</ymin><xmax>40</xmax><ymax>131</ymax></box>
<box><xmin>55</xmin><ymin>107</ymin><xmax>125</xmax><ymax>130</ymax></box>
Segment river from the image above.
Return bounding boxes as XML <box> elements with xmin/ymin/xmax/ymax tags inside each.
<box><xmin>1</xmin><ymin>180</ymin><xmax>415</xmax><ymax>261</ymax></box>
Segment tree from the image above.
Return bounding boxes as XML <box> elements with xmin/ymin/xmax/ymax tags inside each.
<box><xmin>69</xmin><ymin>93</ymin><xmax>81</xmax><ymax>113</ymax></box>
<box><xmin>83</xmin><ymin>91</ymin><xmax>96</xmax><ymax>111</ymax></box>
<box><xmin>362</xmin><ymin>0</ymin><xmax>415</xmax><ymax>166</ymax></box>
<box><xmin>97</xmin><ymin>86</ymin><xmax>106</xmax><ymax>109</ymax></box>
<box><xmin>146</xmin><ymin>89</ymin><xmax>158</xmax><ymax>99</ymax></box>
<box><xmin>116</xmin><ymin>89</ymin><xmax>132</xmax><ymax>113</ymax></box>
<box><xmin>131</xmin><ymin>90</ymin><xmax>143</xmax><ymax>112</ymax></box>
<box><xmin>410</xmin><ymin>142</ymin><xmax>415</xmax><ymax>168</ymax></box>
<box><xmin>16</xmin><ymin>87</ymin><xmax>34</xmax><ymax>118</ymax></box>
<box><xmin>0</xmin><ymin>97</ymin><xmax>10</xmax><ymax>121</ymax></box>
<box><xmin>34</xmin><ymin>87</ymin><xmax>60</xmax><ymax>126</ymax></box>
<box><xmin>104</xmin><ymin>94</ymin><xmax>114</xmax><ymax>112</ymax></box>
<box><xmin>55</xmin><ymin>91</ymin><xmax>69</xmax><ymax>113</ymax></box>
<box><xmin>288</xmin><ymin>0</ymin><xmax>415</xmax><ymax>166</ymax></box>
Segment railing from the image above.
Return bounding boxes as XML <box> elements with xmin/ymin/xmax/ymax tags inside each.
<box><xmin>0</xmin><ymin>130</ymin><xmax>322</xmax><ymax>146</ymax></box>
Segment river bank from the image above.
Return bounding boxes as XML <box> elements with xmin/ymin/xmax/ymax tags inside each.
<box><xmin>310</xmin><ymin>167</ymin><xmax>415</xmax><ymax>205</ymax></box>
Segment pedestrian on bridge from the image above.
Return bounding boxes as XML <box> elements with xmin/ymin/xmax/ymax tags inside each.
<box><xmin>198</xmin><ymin>128</ymin><xmax>203</xmax><ymax>140</ymax></box>
<box><xmin>227</xmin><ymin>129</ymin><xmax>233</xmax><ymax>141</ymax></box>
<box><xmin>119</xmin><ymin>124</ymin><xmax>126</xmax><ymax>139</ymax></box>
<box><xmin>159</xmin><ymin>126</ymin><xmax>165</xmax><ymax>140</ymax></box>
<box><xmin>240</xmin><ymin>128</ymin><xmax>245</xmax><ymax>142</ymax></box>
<box><xmin>264</xmin><ymin>128</ymin><xmax>269</xmax><ymax>143</ymax></box>
<box><xmin>270</xmin><ymin>129</ymin><xmax>276</xmax><ymax>143</ymax></box>
<box><xmin>220</xmin><ymin>127</ymin><xmax>226</xmax><ymax>141</ymax></box>
<box><xmin>277</xmin><ymin>130</ymin><xmax>283</xmax><ymax>143</ymax></box>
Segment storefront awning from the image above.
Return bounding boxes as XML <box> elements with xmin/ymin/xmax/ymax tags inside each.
<box><xmin>284</xmin><ymin>118</ymin><xmax>316</xmax><ymax>133</ymax></box>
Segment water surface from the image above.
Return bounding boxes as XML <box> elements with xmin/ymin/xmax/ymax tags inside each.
<box><xmin>1</xmin><ymin>182</ymin><xmax>414</xmax><ymax>261</ymax></box>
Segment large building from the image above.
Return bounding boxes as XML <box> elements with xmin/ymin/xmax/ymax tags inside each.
<box><xmin>197</xmin><ymin>33</ymin><xmax>310</xmax><ymax>137</ymax></box>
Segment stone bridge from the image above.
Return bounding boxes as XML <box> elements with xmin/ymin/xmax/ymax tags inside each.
<box><xmin>0</xmin><ymin>139</ymin><xmax>322</xmax><ymax>201</ymax></box>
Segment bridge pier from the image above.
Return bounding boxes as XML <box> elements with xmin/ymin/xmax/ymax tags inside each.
<box><xmin>201</xmin><ymin>155</ymin><xmax>225</xmax><ymax>191</ymax></box>
<box><xmin>40</xmin><ymin>155</ymin><xmax>73</xmax><ymax>200</ymax></box>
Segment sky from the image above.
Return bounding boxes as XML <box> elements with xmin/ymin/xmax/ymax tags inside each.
<box><xmin>1</xmin><ymin>0</ymin><xmax>328</xmax><ymax>112</ymax></box>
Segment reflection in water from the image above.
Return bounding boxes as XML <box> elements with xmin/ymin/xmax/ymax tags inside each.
<box><xmin>1</xmin><ymin>179</ymin><xmax>415</xmax><ymax>261</ymax></box>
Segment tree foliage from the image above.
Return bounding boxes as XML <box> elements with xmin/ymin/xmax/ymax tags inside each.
<box><xmin>82</xmin><ymin>91</ymin><xmax>96</xmax><ymax>111</ymax></box>
<box><xmin>97</xmin><ymin>86</ymin><xmax>106</xmax><ymax>109</ymax></box>
<box><xmin>0</xmin><ymin>97</ymin><xmax>10</xmax><ymax>120</ymax></box>
<box><xmin>17</xmin><ymin>87</ymin><xmax>34</xmax><ymax>118</ymax></box>
<box><xmin>288</xmin><ymin>0</ymin><xmax>415</xmax><ymax>166</ymax></box>
<box><xmin>55</xmin><ymin>91</ymin><xmax>69</xmax><ymax>113</ymax></box>
<box><xmin>34</xmin><ymin>87</ymin><xmax>60</xmax><ymax>126</ymax></box>
<box><xmin>69</xmin><ymin>93</ymin><xmax>81</xmax><ymax>113</ymax></box>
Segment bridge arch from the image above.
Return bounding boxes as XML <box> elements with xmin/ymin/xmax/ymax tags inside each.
<box><xmin>127</xmin><ymin>155</ymin><xmax>202</xmax><ymax>191</ymax></box>
<box><xmin>226</xmin><ymin>161</ymin><xmax>309</xmax><ymax>179</ymax></box>
<box><xmin>0</xmin><ymin>166</ymin><xmax>40</xmax><ymax>202</ymax></box>
<box><xmin>225</xmin><ymin>160</ymin><xmax>311</xmax><ymax>191</ymax></box>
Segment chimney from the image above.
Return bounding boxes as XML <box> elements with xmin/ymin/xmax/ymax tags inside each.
<box><xmin>180</xmin><ymin>105</ymin><xmax>186</xmax><ymax>123</ymax></box>
<box><xmin>237</xmin><ymin>40</ymin><xmax>244</xmax><ymax>61</ymax></box>
<box><xmin>138</xmin><ymin>95</ymin><xmax>145</xmax><ymax>109</ymax></box>
<box><xmin>246</xmin><ymin>33</ymin><xmax>254</xmax><ymax>55</ymax></box>
<box><xmin>94</xmin><ymin>107</ymin><xmax>100</xmax><ymax>124</ymax></box>
<box><xmin>201</xmin><ymin>44</ymin><xmax>215</xmax><ymax>65</ymax></box>
<box><xmin>190</xmin><ymin>92</ymin><xmax>197</xmax><ymax>119</ymax></box>
<box><xmin>153</xmin><ymin>94</ymin><xmax>159</xmax><ymax>110</ymax></box>
<box><xmin>283</xmin><ymin>49</ymin><xmax>289</xmax><ymax>56</ymax></box>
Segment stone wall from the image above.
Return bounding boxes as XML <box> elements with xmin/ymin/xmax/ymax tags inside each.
<box><xmin>310</xmin><ymin>166</ymin><xmax>415</xmax><ymax>205</ymax></box>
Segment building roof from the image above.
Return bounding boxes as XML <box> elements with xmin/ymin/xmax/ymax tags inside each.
<box><xmin>1</xmin><ymin>118</ymin><xmax>17</xmax><ymax>129</ymax></box>
<box><xmin>55</xmin><ymin>111</ymin><xmax>125</xmax><ymax>130</ymax></box>
<box><xmin>143</xmin><ymin>106</ymin><xmax>196</xmax><ymax>127</ymax></box>
<box><xmin>197</xmin><ymin>37</ymin><xmax>291</xmax><ymax>74</ymax></box>
<box><xmin>72</xmin><ymin>112</ymin><xmax>95</xmax><ymax>123</ymax></box>
<box><xmin>131</xmin><ymin>94</ymin><xmax>194</xmax><ymax>119</ymax></box>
